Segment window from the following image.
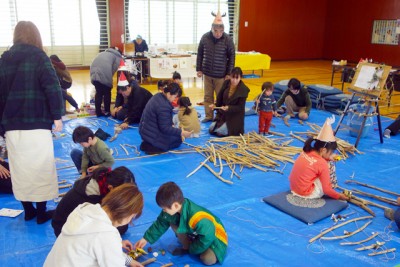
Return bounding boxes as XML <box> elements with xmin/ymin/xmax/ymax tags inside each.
<box><xmin>0</xmin><ymin>0</ymin><xmax>105</xmax><ymax>66</ymax></box>
<box><xmin>125</xmin><ymin>0</ymin><xmax>238</xmax><ymax>49</ymax></box>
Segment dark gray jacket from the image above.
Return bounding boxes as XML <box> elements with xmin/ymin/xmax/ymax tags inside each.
<box><xmin>196</xmin><ymin>31</ymin><xmax>235</xmax><ymax>78</ymax></box>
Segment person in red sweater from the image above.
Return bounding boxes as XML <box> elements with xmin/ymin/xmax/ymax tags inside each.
<box><xmin>289</xmin><ymin>116</ymin><xmax>349</xmax><ymax>200</ymax></box>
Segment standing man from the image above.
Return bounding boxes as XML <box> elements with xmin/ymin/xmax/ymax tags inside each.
<box><xmin>197</xmin><ymin>10</ymin><xmax>235</xmax><ymax>123</ymax></box>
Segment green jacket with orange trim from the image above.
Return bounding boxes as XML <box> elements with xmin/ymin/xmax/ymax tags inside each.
<box><xmin>143</xmin><ymin>198</ymin><xmax>228</xmax><ymax>263</ymax></box>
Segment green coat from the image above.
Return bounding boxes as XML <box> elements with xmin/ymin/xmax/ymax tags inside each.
<box><xmin>143</xmin><ymin>198</ymin><xmax>228</xmax><ymax>263</ymax></box>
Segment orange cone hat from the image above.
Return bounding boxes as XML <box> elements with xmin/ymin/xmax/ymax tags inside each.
<box><xmin>118</xmin><ymin>72</ymin><xmax>129</xmax><ymax>87</ymax></box>
<box><xmin>118</xmin><ymin>59</ymin><xmax>128</xmax><ymax>71</ymax></box>
<box><xmin>316</xmin><ymin>115</ymin><xmax>336</xmax><ymax>142</ymax></box>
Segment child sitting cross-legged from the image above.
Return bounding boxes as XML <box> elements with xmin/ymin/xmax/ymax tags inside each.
<box><xmin>70</xmin><ymin>126</ymin><xmax>115</xmax><ymax>178</ymax></box>
<box><xmin>289</xmin><ymin>116</ymin><xmax>349</xmax><ymax>201</ymax></box>
<box><xmin>134</xmin><ymin>182</ymin><xmax>228</xmax><ymax>265</ymax></box>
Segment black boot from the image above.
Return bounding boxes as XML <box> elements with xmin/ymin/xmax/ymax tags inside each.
<box><xmin>21</xmin><ymin>201</ymin><xmax>37</xmax><ymax>221</ymax></box>
<box><xmin>36</xmin><ymin>201</ymin><xmax>54</xmax><ymax>224</ymax></box>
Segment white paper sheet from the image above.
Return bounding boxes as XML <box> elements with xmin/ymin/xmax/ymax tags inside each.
<box><xmin>0</xmin><ymin>208</ymin><xmax>23</xmax><ymax>218</ymax></box>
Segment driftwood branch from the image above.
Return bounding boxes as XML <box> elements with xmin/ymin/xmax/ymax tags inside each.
<box><xmin>356</xmin><ymin>241</ymin><xmax>385</xmax><ymax>251</ymax></box>
<box><xmin>368</xmin><ymin>248</ymin><xmax>396</xmax><ymax>256</ymax></box>
<box><xmin>345</xmin><ymin>180</ymin><xmax>400</xmax><ymax>197</ymax></box>
<box><xmin>186</xmin><ymin>156</ymin><xmax>211</xmax><ymax>178</ymax></box>
<box><xmin>309</xmin><ymin>216</ymin><xmax>373</xmax><ymax>243</ymax></box>
<box><xmin>320</xmin><ymin>220</ymin><xmax>372</xmax><ymax>240</ymax></box>
<box><xmin>340</xmin><ymin>232</ymin><xmax>379</xmax><ymax>245</ymax></box>
<box><xmin>203</xmin><ymin>164</ymin><xmax>234</xmax><ymax>184</ymax></box>
<box><xmin>352</xmin><ymin>189</ymin><xmax>398</xmax><ymax>206</ymax></box>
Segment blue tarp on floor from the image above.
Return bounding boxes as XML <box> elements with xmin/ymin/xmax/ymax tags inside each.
<box><xmin>1</xmin><ymin>104</ymin><xmax>400</xmax><ymax>267</ymax></box>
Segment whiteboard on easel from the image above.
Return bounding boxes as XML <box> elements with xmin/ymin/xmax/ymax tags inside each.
<box><xmin>349</xmin><ymin>62</ymin><xmax>391</xmax><ymax>97</ymax></box>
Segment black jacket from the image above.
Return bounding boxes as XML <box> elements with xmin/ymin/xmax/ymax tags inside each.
<box><xmin>115</xmin><ymin>83</ymin><xmax>153</xmax><ymax>124</ymax></box>
<box><xmin>196</xmin><ymin>31</ymin><xmax>235</xmax><ymax>78</ymax></box>
<box><xmin>51</xmin><ymin>177</ymin><xmax>128</xmax><ymax>237</ymax></box>
<box><xmin>215</xmin><ymin>80</ymin><xmax>250</xmax><ymax>136</ymax></box>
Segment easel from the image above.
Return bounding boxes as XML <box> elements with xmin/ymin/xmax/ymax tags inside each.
<box><xmin>334</xmin><ymin>62</ymin><xmax>391</xmax><ymax>148</ymax></box>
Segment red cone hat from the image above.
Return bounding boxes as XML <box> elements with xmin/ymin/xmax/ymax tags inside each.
<box><xmin>118</xmin><ymin>72</ymin><xmax>129</xmax><ymax>87</ymax></box>
<box><xmin>118</xmin><ymin>59</ymin><xmax>128</xmax><ymax>71</ymax></box>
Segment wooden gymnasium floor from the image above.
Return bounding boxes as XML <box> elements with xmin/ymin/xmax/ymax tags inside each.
<box><xmin>68</xmin><ymin>60</ymin><xmax>400</xmax><ymax>119</ymax></box>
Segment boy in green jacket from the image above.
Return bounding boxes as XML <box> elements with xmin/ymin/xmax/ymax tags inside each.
<box><xmin>134</xmin><ymin>182</ymin><xmax>228</xmax><ymax>265</ymax></box>
<box><xmin>70</xmin><ymin>126</ymin><xmax>114</xmax><ymax>178</ymax></box>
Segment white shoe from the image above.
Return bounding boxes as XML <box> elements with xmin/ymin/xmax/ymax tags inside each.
<box><xmin>383</xmin><ymin>129</ymin><xmax>391</xmax><ymax>139</ymax></box>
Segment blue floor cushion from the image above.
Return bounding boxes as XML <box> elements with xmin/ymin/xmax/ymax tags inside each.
<box><xmin>263</xmin><ymin>191</ymin><xmax>348</xmax><ymax>224</ymax></box>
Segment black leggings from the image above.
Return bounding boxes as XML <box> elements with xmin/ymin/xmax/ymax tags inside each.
<box><xmin>0</xmin><ymin>161</ymin><xmax>12</xmax><ymax>194</ymax></box>
<box><xmin>92</xmin><ymin>81</ymin><xmax>112</xmax><ymax>115</ymax></box>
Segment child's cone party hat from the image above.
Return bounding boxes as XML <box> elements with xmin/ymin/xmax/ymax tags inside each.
<box><xmin>316</xmin><ymin>115</ymin><xmax>336</xmax><ymax>142</ymax></box>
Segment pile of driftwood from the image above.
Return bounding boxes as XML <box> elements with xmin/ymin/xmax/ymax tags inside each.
<box><xmin>289</xmin><ymin>122</ymin><xmax>362</xmax><ymax>159</ymax></box>
<box><xmin>337</xmin><ymin>180</ymin><xmax>400</xmax><ymax>217</ymax></box>
<box><xmin>186</xmin><ymin>132</ymin><xmax>303</xmax><ymax>184</ymax></box>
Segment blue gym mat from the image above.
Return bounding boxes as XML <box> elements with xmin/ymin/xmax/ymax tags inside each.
<box><xmin>0</xmin><ymin>103</ymin><xmax>399</xmax><ymax>267</ymax></box>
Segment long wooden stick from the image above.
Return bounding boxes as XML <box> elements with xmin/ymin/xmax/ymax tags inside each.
<box><xmin>309</xmin><ymin>216</ymin><xmax>373</xmax><ymax>243</ymax></box>
<box><xmin>347</xmin><ymin>198</ymin><xmax>375</xmax><ymax>216</ymax></box>
<box><xmin>320</xmin><ymin>220</ymin><xmax>372</xmax><ymax>240</ymax></box>
<box><xmin>203</xmin><ymin>164</ymin><xmax>234</xmax><ymax>184</ymax></box>
<box><xmin>345</xmin><ymin>180</ymin><xmax>400</xmax><ymax>197</ymax></box>
<box><xmin>255</xmin><ymin>90</ymin><xmax>266</xmax><ymax>112</ymax></box>
<box><xmin>352</xmin><ymin>189</ymin><xmax>398</xmax><ymax>206</ymax></box>
<box><xmin>368</xmin><ymin>248</ymin><xmax>396</xmax><ymax>256</ymax></box>
<box><xmin>340</xmin><ymin>232</ymin><xmax>379</xmax><ymax>245</ymax></box>
<box><xmin>59</xmin><ymin>184</ymin><xmax>72</xmax><ymax>189</ymax></box>
<box><xmin>356</xmin><ymin>241</ymin><xmax>385</xmax><ymax>251</ymax></box>
<box><xmin>186</xmin><ymin>156</ymin><xmax>211</xmax><ymax>178</ymax></box>
<box><xmin>338</xmin><ymin>186</ymin><xmax>390</xmax><ymax>211</ymax></box>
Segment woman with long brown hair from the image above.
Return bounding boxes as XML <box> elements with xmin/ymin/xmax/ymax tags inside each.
<box><xmin>0</xmin><ymin>21</ymin><xmax>64</xmax><ymax>224</ymax></box>
<box><xmin>45</xmin><ymin>183</ymin><xmax>144</xmax><ymax>267</ymax></box>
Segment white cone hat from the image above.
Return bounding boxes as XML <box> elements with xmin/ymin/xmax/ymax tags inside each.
<box><xmin>316</xmin><ymin>115</ymin><xmax>336</xmax><ymax>142</ymax></box>
<box><xmin>212</xmin><ymin>10</ymin><xmax>224</xmax><ymax>25</ymax></box>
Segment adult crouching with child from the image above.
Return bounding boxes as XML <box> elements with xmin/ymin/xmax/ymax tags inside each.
<box><xmin>139</xmin><ymin>83</ymin><xmax>192</xmax><ymax>154</ymax></box>
<box><xmin>209</xmin><ymin>67</ymin><xmax>249</xmax><ymax>137</ymax></box>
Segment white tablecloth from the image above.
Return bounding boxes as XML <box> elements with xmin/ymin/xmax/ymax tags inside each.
<box><xmin>149</xmin><ymin>55</ymin><xmax>197</xmax><ymax>79</ymax></box>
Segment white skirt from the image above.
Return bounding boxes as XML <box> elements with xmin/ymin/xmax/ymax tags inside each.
<box><xmin>292</xmin><ymin>178</ymin><xmax>324</xmax><ymax>199</ymax></box>
<box><xmin>6</xmin><ymin>130</ymin><xmax>58</xmax><ymax>202</ymax></box>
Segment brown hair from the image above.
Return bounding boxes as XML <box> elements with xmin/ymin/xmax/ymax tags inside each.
<box><xmin>262</xmin><ymin>82</ymin><xmax>274</xmax><ymax>91</ymax></box>
<box><xmin>13</xmin><ymin>21</ymin><xmax>43</xmax><ymax>50</ymax></box>
<box><xmin>101</xmin><ymin>183</ymin><xmax>144</xmax><ymax>225</ymax></box>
